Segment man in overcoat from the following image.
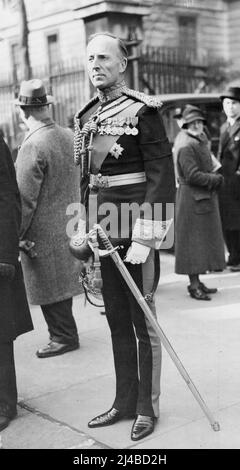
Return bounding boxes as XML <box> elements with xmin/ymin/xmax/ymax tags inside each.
<box><xmin>0</xmin><ymin>134</ymin><xmax>33</xmax><ymax>431</ymax></box>
<box><xmin>218</xmin><ymin>87</ymin><xmax>240</xmax><ymax>271</ymax></box>
<box><xmin>15</xmin><ymin>79</ymin><xmax>81</xmax><ymax>358</ymax></box>
<box><xmin>73</xmin><ymin>33</ymin><xmax>175</xmax><ymax>441</ymax></box>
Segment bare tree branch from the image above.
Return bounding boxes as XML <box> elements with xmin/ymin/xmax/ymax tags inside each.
<box><xmin>1</xmin><ymin>0</ymin><xmax>31</xmax><ymax>79</ymax></box>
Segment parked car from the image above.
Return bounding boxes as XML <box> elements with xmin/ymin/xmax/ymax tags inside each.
<box><xmin>158</xmin><ymin>93</ymin><xmax>225</xmax><ymax>155</ymax></box>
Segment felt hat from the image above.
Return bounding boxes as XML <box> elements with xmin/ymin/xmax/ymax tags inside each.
<box><xmin>220</xmin><ymin>87</ymin><xmax>240</xmax><ymax>102</ymax></box>
<box><xmin>15</xmin><ymin>79</ymin><xmax>54</xmax><ymax>106</ymax></box>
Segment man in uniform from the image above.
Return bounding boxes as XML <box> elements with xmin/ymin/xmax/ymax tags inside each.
<box><xmin>73</xmin><ymin>33</ymin><xmax>175</xmax><ymax>441</ymax></box>
<box><xmin>218</xmin><ymin>87</ymin><xmax>240</xmax><ymax>271</ymax></box>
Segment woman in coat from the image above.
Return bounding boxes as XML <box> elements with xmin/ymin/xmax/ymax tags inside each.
<box><xmin>0</xmin><ymin>135</ymin><xmax>33</xmax><ymax>431</ymax></box>
<box><xmin>175</xmin><ymin>105</ymin><xmax>226</xmax><ymax>300</ymax></box>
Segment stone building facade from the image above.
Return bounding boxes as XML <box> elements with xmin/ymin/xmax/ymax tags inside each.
<box><xmin>143</xmin><ymin>0</ymin><xmax>240</xmax><ymax>72</ymax></box>
<box><xmin>0</xmin><ymin>0</ymin><xmax>239</xmax><ymax>81</ymax></box>
<box><xmin>0</xmin><ymin>0</ymin><xmax>86</xmax><ymax>80</ymax></box>
<box><xmin>0</xmin><ymin>0</ymin><xmax>239</xmax><ymax>148</ymax></box>
<box><xmin>227</xmin><ymin>0</ymin><xmax>240</xmax><ymax>71</ymax></box>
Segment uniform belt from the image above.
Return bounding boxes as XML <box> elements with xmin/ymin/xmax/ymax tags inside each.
<box><xmin>89</xmin><ymin>172</ymin><xmax>146</xmax><ymax>189</ymax></box>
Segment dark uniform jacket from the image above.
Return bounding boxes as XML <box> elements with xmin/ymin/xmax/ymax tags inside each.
<box><xmin>0</xmin><ymin>136</ymin><xmax>33</xmax><ymax>342</ymax></box>
<box><xmin>218</xmin><ymin>117</ymin><xmax>240</xmax><ymax>230</ymax></box>
<box><xmin>75</xmin><ymin>91</ymin><xmax>175</xmax><ymax>247</ymax></box>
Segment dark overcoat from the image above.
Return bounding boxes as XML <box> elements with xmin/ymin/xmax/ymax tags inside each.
<box><xmin>218</xmin><ymin>117</ymin><xmax>240</xmax><ymax>230</ymax></box>
<box><xmin>175</xmin><ymin>131</ymin><xmax>225</xmax><ymax>274</ymax></box>
<box><xmin>16</xmin><ymin>119</ymin><xmax>82</xmax><ymax>305</ymax></box>
<box><xmin>0</xmin><ymin>136</ymin><xmax>33</xmax><ymax>342</ymax></box>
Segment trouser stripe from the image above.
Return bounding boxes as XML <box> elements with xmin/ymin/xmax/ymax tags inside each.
<box><xmin>101</xmin><ymin>249</ymin><xmax>161</xmax><ymax>418</ymax></box>
<box><xmin>139</xmin><ymin>250</ymin><xmax>161</xmax><ymax>417</ymax></box>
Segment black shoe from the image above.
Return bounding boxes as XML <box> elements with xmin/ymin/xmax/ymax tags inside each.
<box><xmin>0</xmin><ymin>415</ymin><xmax>11</xmax><ymax>432</ymax></box>
<box><xmin>187</xmin><ymin>286</ymin><xmax>211</xmax><ymax>301</ymax></box>
<box><xmin>131</xmin><ymin>415</ymin><xmax>155</xmax><ymax>441</ymax></box>
<box><xmin>36</xmin><ymin>341</ymin><xmax>79</xmax><ymax>358</ymax></box>
<box><xmin>227</xmin><ymin>258</ymin><xmax>238</xmax><ymax>267</ymax></box>
<box><xmin>230</xmin><ymin>264</ymin><xmax>240</xmax><ymax>272</ymax></box>
<box><xmin>199</xmin><ymin>282</ymin><xmax>218</xmax><ymax>294</ymax></box>
<box><xmin>0</xmin><ymin>410</ymin><xmax>17</xmax><ymax>432</ymax></box>
<box><xmin>88</xmin><ymin>407</ymin><xmax>134</xmax><ymax>428</ymax></box>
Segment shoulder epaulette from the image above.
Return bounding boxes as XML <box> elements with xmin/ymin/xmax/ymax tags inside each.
<box><xmin>74</xmin><ymin>96</ymin><xmax>99</xmax><ymax>122</ymax></box>
<box><xmin>122</xmin><ymin>87</ymin><xmax>162</xmax><ymax>108</ymax></box>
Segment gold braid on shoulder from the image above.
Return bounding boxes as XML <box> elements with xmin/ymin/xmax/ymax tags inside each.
<box><xmin>74</xmin><ymin>96</ymin><xmax>99</xmax><ymax>166</ymax></box>
<box><xmin>122</xmin><ymin>87</ymin><xmax>163</xmax><ymax>109</ymax></box>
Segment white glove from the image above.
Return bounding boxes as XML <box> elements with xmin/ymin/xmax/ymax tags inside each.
<box><xmin>125</xmin><ymin>242</ymin><xmax>151</xmax><ymax>264</ymax></box>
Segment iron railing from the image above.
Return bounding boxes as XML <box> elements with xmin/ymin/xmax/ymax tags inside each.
<box><xmin>139</xmin><ymin>46</ymin><xmax>207</xmax><ymax>94</ymax></box>
<box><xmin>0</xmin><ymin>48</ymin><xmax>209</xmax><ymax>152</ymax></box>
<box><xmin>0</xmin><ymin>60</ymin><xmax>86</xmax><ymax>153</ymax></box>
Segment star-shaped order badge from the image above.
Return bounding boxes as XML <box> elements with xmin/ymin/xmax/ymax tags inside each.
<box><xmin>110</xmin><ymin>143</ymin><xmax>124</xmax><ymax>159</ymax></box>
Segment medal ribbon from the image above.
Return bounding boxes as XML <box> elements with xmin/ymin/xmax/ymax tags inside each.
<box><xmin>91</xmin><ymin>100</ymin><xmax>144</xmax><ymax>174</ymax></box>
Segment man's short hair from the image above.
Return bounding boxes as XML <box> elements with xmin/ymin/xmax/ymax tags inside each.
<box><xmin>87</xmin><ymin>32</ymin><xmax>128</xmax><ymax>60</ymax></box>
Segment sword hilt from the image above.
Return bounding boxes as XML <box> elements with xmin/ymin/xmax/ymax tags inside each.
<box><xmin>95</xmin><ymin>224</ymin><xmax>114</xmax><ymax>251</ymax></box>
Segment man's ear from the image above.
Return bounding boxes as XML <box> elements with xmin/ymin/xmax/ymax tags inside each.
<box><xmin>19</xmin><ymin>107</ymin><xmax>26</xmax><ymax>120</ymax></box>
<box><xmin>20</xmin><ymin>107</ymin><xmax>30</xmax><ymax>123</ymax></box>
<box><xmin>119</xmin><ymin>57</ymin><xmax>128</xmax><ymax>74</ymax></box>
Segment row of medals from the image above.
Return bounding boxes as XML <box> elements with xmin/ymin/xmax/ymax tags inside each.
<box><xmin>98</xmin><ymin>117</ymin><xmax>139</xmax><ymax>136</ymax></box>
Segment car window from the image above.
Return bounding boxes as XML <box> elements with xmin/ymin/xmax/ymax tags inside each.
<box><xmin>204</xmin><ymin>104</ymin><xmax>225</xmax><ymax>155</ymax></box>
<box><xmin>161</xmin><ymin>100</ymin><xmax>226</xmax><ymax>156</ymax></box>
<box><xmin>161</xmin><ymin>108</ymin><xmax>180</xmax><ymax>148</ymax></box>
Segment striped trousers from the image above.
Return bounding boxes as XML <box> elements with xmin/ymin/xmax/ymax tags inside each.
<box><xmin>100</xmin><ymin>248</ymin><xmax>161</xmax><ymax>418</ymax></box>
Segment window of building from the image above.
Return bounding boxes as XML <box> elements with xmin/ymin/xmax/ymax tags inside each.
<box><xmin>11</xmin><ymin>43</ymin><xmax>21</xmax><ymax>81</ymax></box>
<box><xmin>47</xmin><ymin>33</ymin><xmax>60</xmax><ymax>71</ymax></box>
<box><xmin>178</xmin><ymin>16</ymin><xmax>197</xmax><ymax>53</ymax></box>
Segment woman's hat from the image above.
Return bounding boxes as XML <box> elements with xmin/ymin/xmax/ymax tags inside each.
<box><xmin>220</xmin><ymin>87</ymin><xmax>240</xmax><ymax>102</ymax></box>
<box><xmin>182</xmin><ymin>104</ymin><xmax>206</xmax><ymax>128</ymax></box>
<box><xmin>15</xmin><ymin>79</ymin><xmax>54</xmax><ymax>107</ymax></box>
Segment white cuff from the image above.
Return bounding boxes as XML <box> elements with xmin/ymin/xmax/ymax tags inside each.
<box><xmin>132</xmin><ymin>218</ymin><xmax>173</xmax><ymax>249</ymax></box>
